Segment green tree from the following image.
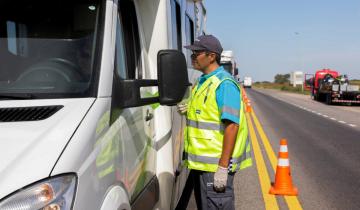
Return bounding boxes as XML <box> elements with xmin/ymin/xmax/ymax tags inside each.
<box><xmin>274</xmin><ymin>74</ymin><xmax>290</xmax><ymax>84</ymax></box>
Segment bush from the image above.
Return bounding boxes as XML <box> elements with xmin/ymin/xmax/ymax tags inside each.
<box><xmin>350</xmin><ymin>80</ymin><xmax>360</xmax><ymax>86</ymax></box>
<box><xmin>253</xmin><ymin>82</ymin><xmax>310</xmax><ymax>95</ymax></box>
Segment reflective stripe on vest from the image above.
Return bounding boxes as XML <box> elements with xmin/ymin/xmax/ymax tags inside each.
<box><xmin>184</xmin><ymin>137</ymin><xmax>252</xmax><ymax>171</ymax></box>
<box><xmin>184</xmin><ymin>72</ymin><xmax>252</xmax><ymax>172</ymax></box>
<box><xmin>187</xmin><ymin>119</ymin><xmax>225</xmax><ymax>131</ymax></box>
<box><xmin>221</xmin><ymin>106</ymin><xmax>240</xmax><ymax>118</ymax></box>
<box><xmin>235</xmin><ymin>137</ymin><xmax>252</xmax><ymax>170</ymax></box>
<box><xmin>184</xmin><ymin>151</ymin><xmax>251</xmax><ymax>165</ymax></box>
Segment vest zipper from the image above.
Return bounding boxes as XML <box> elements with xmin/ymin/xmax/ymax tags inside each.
<box><xmin>203</xmin><ymin>82</ymin><xmax>213</xmax><ymax>103</ymax></box>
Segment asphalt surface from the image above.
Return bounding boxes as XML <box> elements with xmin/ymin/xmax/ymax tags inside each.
<box><xmin>255</xmin><ymin>88</ymin><xmax>360</xmax><ymax>131</ymax></box>
<box><xmin>247</xmin><ymin>88</ymin><xmax>360</xmax><ymax>210</ymax></box>
<box><xmin>181</xmin><ymin>88</ymin><xmax>360</xmax><ymax>210</ymax></box>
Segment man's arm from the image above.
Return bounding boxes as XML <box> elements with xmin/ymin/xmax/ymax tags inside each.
<box><xmin>213</xmin><ymin>80</ymin><xmax>240</xmax><ymax>191</ymax></box>
<box><xmin>213</xmin><ymin>120</ymin><xmax>238</xmax><ymax>191</ymax></box>
<box><xmin>218</xmin><ymin>120</ymin><xmax>239</xmax><ymax>168</ymax></box>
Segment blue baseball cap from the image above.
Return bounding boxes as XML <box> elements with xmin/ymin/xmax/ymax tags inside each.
<box><xmin>184</xmin><ymin>35</ymin><xmax>223</xmax><ymax>55</ymax></box>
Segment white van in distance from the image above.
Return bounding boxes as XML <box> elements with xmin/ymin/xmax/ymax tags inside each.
<box><xmin>243</xmin><ymin>76</ymin><xmax>252</xmax><ymax>88</ymax></box>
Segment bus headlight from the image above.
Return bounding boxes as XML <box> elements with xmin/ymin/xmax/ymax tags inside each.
<box><xmin>0</xmin><ymin>174</ymin><xmax>76</xmax><ymax>210</ymax></box>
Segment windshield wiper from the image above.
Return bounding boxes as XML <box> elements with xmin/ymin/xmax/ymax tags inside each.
<box><xmin>0</xmin><ymin>93</ymin><xmax>37</xmax><ymax>100</ymax></box>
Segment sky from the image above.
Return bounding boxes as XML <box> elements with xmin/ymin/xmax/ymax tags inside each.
<box><xmin>205</xmin><ymin>0</ymin><xmax>360</xmax><ymax>82</ymax></box>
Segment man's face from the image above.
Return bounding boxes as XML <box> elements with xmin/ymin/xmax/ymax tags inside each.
<box><xmin>191</xmin><ymin>50</ymin><xmax>213</xmax><ymax>71</ymax></box>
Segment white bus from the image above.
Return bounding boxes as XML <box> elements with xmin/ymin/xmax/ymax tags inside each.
<box><xmin>0</xmin><ymin>0</ymin><xmax>206</xmax><ymax>209</ymax></box>
<box><xmin>220</xmin><ymin>50</ymin><xmax>235</xmax><ymax>75</ymax></box>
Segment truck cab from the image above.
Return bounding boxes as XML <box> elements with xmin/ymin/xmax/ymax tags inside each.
<box><xmin>306</xmin><ymin>69</ymin><xmax>339</xmax><ymax>101</ymax></box>
<box><xmin>313</xmin><ymin>69</ymin><xmax>339</xmax><ymax>91</ymax></box>
<box><xmin>306</xmin><ymin>69</ymin><xmax>360</xmax><ymax>105</ymax></box>
<box><xmin>220</xmin><ymin>50</ymin><xmax>236</xmax><ymax>76</ymax></box>
<box><xmin>0</xmin><ymin>0</ymin><xmax>206</xmax><ymax>209</ymax></box>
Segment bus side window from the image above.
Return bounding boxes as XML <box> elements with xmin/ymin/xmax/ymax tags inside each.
<box><xmin>111</xmin><ymin>0</ymin><xmax>142</xmax><ymax>122</ymax></box>
<box><xmin>185</xmin><ymin>14</ymin><xmax>194</xmax><ymax>66</ymax></box>
<box><xmin>170</xmin><ymin>0</ymin><xmax>182</xmax><ymax>50</ymax></box>
<box><xmin>119</xmin><ymin>0</ymin><xmax>142</xmax><ymax>80</ymax></box>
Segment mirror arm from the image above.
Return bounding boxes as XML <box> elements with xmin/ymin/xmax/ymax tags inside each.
<box><xmin>135</xmin><ymin>79</ymin><xmax>159</xmax><ymax>105</ymax></box>
<box><xmin>118</xmin><ymin>79</ymin><xmax>160</xmax><ymax>108</ymax></box>
<box><xmin>141</xmin><ymin>97</ymin><xmax>159</xmax><ymax>104</ymax></box>
<box><xmin>136</xmin><ymin>79</ymin><xmax>158</xmax><ymax>87</ymax></box>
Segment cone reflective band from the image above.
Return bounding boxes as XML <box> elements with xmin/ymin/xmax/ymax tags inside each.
<box><xmin>280</xmin><ymin>145</ymin><xmax>288</xmax><ymax>153</ymax></box>
<box><xmin>277</xmin><ymin>158</ymin><xmax>289</xmax><ymax>166</ymax></box>
<box><xmin>246</xmin><ymin>100</ymin><xmax>252</xmax><ymax>113</ymax></box>
<box><xmin>269</xmin><ymin>139</ymin><xmax>298</xmax><ymax>196</ymax></box>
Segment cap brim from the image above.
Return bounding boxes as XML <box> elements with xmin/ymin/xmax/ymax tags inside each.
<box><xmin>184</xmin><ymin>45</ymin><xmax>207</xmax><ymax>51</ymax></box>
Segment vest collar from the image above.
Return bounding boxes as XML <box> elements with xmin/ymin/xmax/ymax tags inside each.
<box><xmin>198</xmin><ymin>66</ymin><xmax>224</xmax><ymax>84</ymax></box>
<box><xmin>194</xmin><ymin>74</ymin><xmax>219</xmax><ymax>98</ymax></box>
<box><xmin>194</xmin><ymin>66</ymin><xmax>224</xmax><ymax>98</ymax></box>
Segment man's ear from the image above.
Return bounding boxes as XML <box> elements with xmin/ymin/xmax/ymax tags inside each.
<box><xmin>209</xmin><ymin>53</ymin><xmax>217</xmax><ymax>64</ymax></box>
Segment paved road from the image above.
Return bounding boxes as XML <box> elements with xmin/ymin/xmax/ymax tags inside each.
<box><xmin>247</xmin><ymin>88</ymin><xmax>360</xmax><ymax>210</ymax></box>
<box><xmin>255</xmin><ymin>88</ymin><xmax>360</xmax><ymax>131</ymax></box>
<box><xmin>181</xmin><ymin>88</ymin><xmax>360</xmax><ymax>210</ymax></box>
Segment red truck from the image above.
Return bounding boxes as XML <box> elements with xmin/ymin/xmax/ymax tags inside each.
<box><xmin>305</xmin><ymin>69</ymin><xmax>360</xmax><ymax>105</ymax></box>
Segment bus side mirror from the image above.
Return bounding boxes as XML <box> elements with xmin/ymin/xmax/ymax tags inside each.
<box><xmin>157</xmin><ymin>50</ymin><xmax>190</xmax><ymax>105</ymax></box>
<box><xmin>117</xmin><ymin>50</ymin><xmax>189</xmax><ymax>109</ymax></box>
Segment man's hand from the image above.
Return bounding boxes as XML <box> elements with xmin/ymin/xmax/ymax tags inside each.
<box><xmin>214</xmin><ymin>166</ymin><xmax>228</xmax><ymax>191</ymax></box>
<box><xmin>177</xmin><ymin>103</ymin><xmax>188</xmax><ymax>115</ymax></box>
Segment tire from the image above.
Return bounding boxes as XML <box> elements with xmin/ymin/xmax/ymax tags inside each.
<box><xmin>326</xmin><ymin>93</ymin><xmax>332</xmax><ymax>105</ymax></box>
<box><xmin>314</xmin><ymin>93</ymin><xmax>319</xmax><ymax>101</ymax></box>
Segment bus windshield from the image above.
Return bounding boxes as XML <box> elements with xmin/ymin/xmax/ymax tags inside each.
<box><xmin>0</xmin><ymin>0</ymin><xmax>102</xmax><ymax>99</ymax></box>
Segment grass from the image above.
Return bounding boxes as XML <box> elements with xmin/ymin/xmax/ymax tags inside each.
<box><xmin>253</xmin><ymin>79</ymin><xmax>360</xmax><ymax>95</ymax></box>
<box><xmin>350</xmin><ymin>80</ymin><xmax>360</xmax><ymax>86</ymax></box>
<box><xmin>253</xmin><ymin>82</ymin><xmax>311</xmax><ymax>95</ymax></box>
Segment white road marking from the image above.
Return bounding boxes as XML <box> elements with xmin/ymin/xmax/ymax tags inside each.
<box><xmin>261</xmin><ymin>90</ymin><xmax>360</xmax><ymax>130</ymax></box>
<box><xmin>289</xmin><ymin>102</ymin><xmax>357</xmax><ymax>128</ymax></box>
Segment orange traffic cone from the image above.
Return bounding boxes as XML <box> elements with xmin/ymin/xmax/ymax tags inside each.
<box><xmin>246</xmin><ymin>100</ymin><xmax>252</xmax><ymax>113</ymax></box>
<box><xmin>242</xmin><ymin>88</ymin><xmax>247</xmax><ymax>99</ymax></box>
<box><xmin>243</xmin><ymin>95</ymin><xmax>248</xmax><ymax>102</ymax></box>
<box><xmin>269</xmin><ymin>139</ymin><xmax>298</xmax><ymax>196</ymax></box>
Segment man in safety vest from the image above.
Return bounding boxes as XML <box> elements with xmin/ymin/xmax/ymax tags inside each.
<box><xmin>177</xmin><ymin>35</ymin><xmax>252</xmax><ymax>210</ymax></box>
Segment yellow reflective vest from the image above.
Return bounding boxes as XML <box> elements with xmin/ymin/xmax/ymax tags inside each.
<box><xmin>184</xmin><ymin>72</ymin><xmax>252</xmax><ymax>172</ymax></box>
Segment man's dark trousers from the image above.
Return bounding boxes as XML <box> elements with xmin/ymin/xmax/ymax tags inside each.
<box><xmin>176</xmin><ymin>169</ymin><xmax>235</xmax><ymax>210</ymax></box>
